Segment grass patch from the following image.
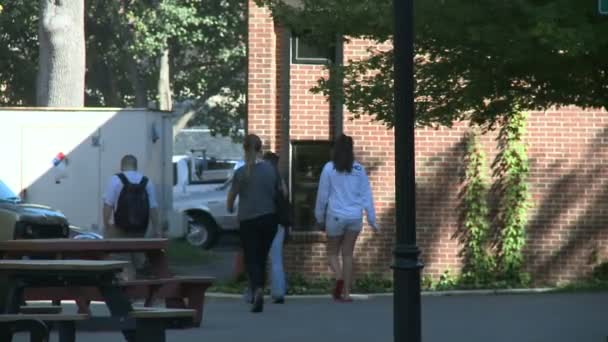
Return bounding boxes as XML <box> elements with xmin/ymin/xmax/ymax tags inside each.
<box><xmin>208</xmin><ymin>272</ymin><xmax>393</xmax><ymax>295</ymax></box>
<box><xmin>166</xmin><ymin>239</ymin><xmax>214</xmax><ymax>265</ymax></box>
<box><xmin>206</xmin><ymin>261</ymin><xmax>608</xmax><ymax>295</ymax></box>
<box><xmin>551</xmin><ymin>262</ymin><xmax>608</xmax><ymax>293</ymax></box>
<box><xmin>551</xmin><ymin>279</ymin><xmax>608</xmax><ymax>293</ymax></box>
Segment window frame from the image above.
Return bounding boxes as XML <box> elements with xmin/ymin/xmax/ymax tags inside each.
<box><xmin>291</xmin><ymin>35</ymin><xmax>335</xmax><ymax>65</ymax></box>
<box><xmin>290</xmin><ymin>140</ymin><xmax>332</xmax><ymax>231</ymax></box>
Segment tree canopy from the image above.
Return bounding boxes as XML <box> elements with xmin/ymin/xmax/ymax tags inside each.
<box><xmin>0</xmin><ymin>0</ymin><xmax>246</xmax><ymax>138</ymax></box>
<box><xmin>257</xmin><ymin>0</ymin><xmax>608</xmax><ymax>128</ymax></box>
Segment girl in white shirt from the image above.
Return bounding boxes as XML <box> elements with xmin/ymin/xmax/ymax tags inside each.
<box><xmin>314</xmin><ymin>134</ymin><xmax>378</xmax><ymax>302</ymax></box>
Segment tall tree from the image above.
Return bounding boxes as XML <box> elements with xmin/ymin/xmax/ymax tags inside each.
<box><xmin>257</xmin><ymin>0</ymin><xmax>608</xmax><ymax>128</ymax></box>
<box><xmin>87</xmin><ymin>0</ymin><xmax>247</xmax><ymax>137</ymax></box>
<box><xmin>36</xmin><ymin>0</ymin><xmax>85</xmax><ymax>106</ymax></box>
<box><xmin>0</xmin><ymin>0</ymin><xmax>39</xmax><ymax>105</ymax></box>
<box><xmin>1</xmin><ymin>0</ymin><xmax>246</xmax><ymax>138</ymax></box>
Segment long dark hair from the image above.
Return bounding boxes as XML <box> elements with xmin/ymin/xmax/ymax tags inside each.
<box><xmin>243</xmin><ymin>134</ymin><xmax>262</xmax><ymax>178</ymax></box>
<box><xmin>332</xmin><ymin>134</ymin><xmax>354</xmax><ymax>173</ymax></box>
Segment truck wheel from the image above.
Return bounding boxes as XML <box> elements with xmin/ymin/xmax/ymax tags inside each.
<box><xmin>186</xmin><ymin>214</ymin><xmax>218</xmax><ymax>249</ymax></box>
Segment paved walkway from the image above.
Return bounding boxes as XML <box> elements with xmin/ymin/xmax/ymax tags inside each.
<box><xmin>13</xmin><ymin>292</ymin><xmax>608</xmax><ymax>342</ymax></box>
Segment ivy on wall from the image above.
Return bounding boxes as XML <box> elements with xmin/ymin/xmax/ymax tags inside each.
<box><xmin>459</xmin><ymin>112</ymin><xmax>532</xmax><ymax>287</ymax></box>
<box><xmin>493</xmin><ymin>111</ymin><xmax>531</xmax><ymax>284</ymax></box>
<box><xmin>460</xmin><ymin>129</ymin><xmax>495</xmax><ymax>286</ymax></box>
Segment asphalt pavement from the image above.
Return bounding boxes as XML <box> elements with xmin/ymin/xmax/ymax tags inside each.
<box><xmin>13</xmin><ymin>291</ymin><xmax>608</xmax><ymax>342</ymax></box>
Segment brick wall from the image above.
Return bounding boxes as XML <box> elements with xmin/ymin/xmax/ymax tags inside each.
<box><xmin>247</xmin><ymin>0</ymin><xmax>277</xmax><ymax>150</ymax></box>
<box><xmin>248</xmin><ymin>1</ymin><xmax>608</xmax><ymax>285</ymax></box>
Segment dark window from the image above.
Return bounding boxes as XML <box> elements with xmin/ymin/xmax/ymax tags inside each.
<box><xmin>291</xmin><ymin>141</ymin><xmax>332</xmax><ymax>230</ymax></box>
<box><xmin>291</xmin><ymin>35</ymin><xmax>334</xmax><ymax>65</ymax></box>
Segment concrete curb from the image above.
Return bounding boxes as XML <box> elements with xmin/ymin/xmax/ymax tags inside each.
<box><xmin>206</xmin><ymin>287</ymin><xmax>556</xmax><ymax>300</ymax></box>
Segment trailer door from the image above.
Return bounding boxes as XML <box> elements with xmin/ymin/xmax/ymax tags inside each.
<box><xmin>21</xmin><ymin>125</ymin><xmax>102</xmax><ymax>231</ymax></box>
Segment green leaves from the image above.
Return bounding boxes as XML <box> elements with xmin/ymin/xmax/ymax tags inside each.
<box><xmin>460</xmin><ymin>113</ymin><xmax>531</xmax><ymax>287</ymax></box>
<box><xmin>460</xmin><ymin>128</ymin><xmax>495</xmax><ymax>286</ymax></box>
<box><xmin>127</xmin><ymin>0</ymin><xmax>203</xmax><ymax>57</ymax></box>
<box><xmin>493</xmin><ymin>111</ymin><xmax>531</xmax><ymax>282</ymax></box>
<box><xmin>0</xmin><ymin>0</ymin><xmax>39</xmax><ymax>105</ymax></box>
<box><xmin>1</xmin><ymin>0</ymin><xmax>246</xmax><ymax>137</ymax></box>
<box><xmin>258</xmin><ymin>0</ymin><xmax>608</xmax><ymax>128</ymax></box>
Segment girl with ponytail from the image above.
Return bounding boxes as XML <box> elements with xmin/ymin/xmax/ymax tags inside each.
<box><xmin>227</xmin><ymin>134</ymin><xmax>279</xmax><ymax>313</ymax></box>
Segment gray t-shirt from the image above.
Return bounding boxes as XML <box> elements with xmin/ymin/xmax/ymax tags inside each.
<box><xmin>230</xmin><ymin>161</ymin><xmax>278</xmax><ymax>221</ymax></box>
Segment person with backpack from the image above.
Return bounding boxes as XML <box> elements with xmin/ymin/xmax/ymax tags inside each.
<box><xmin>102</xmin><ymin>154</ymin><xmax>160</xmax><ymax>239</ymax></box>
<box><xmin>315</xmin><ymin>134</ymin><xmax>378</xmax><ymax>302</ymax></box>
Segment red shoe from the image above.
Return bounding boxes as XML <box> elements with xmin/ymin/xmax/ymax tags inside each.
<box><xmin>332</xmin><ymin>279</ymin><xmax>344</xmax><ymax>300</ymax></box>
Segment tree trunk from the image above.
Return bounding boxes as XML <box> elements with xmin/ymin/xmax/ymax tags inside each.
<box><xmin>157</xmin><ymin>48</ymin><xmax>172</xmax><ymax>111</ymax></box>
<box><xmin>36</xmin><ymin>0</ymin><xmax>85</xmax><ymax>107</ymax></box>
<box><xmin>128</xmin><ymin>57</ymin><xmax>148</xmax><ymax>107</ymax></box>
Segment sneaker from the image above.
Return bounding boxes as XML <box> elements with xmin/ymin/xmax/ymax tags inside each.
<box><xmin>251</xmin><ymin>290</ymin><xmax>264</xmax><ymax>313</ymax></box>
<box><xmin>272</xmin><ymin>297</ymin><xmax>285</xmax><ymax>304</ymax></box>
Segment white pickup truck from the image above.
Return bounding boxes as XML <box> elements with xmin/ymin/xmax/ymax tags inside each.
<box><xmin>172</xmin><ymin>153</ymin><xmax>240</xmax><ymax>249</ymax></box>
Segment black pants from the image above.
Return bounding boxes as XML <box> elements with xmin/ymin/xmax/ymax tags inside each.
<box><xmin>239</xmin><ymin>214</ymin><xmax>278</xmax><ymax>290</ymax></box>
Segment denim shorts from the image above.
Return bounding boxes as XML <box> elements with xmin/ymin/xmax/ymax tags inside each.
<box><xmin>325</xmin><ymin>213</ymin><xmax>363</xmax><ymax>237</ymax></box>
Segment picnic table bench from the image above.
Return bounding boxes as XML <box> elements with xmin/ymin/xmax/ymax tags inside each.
<box><xmin>0</xmin><ymin>259</ymin><xmax>197</xmax><ymax>342</ymax></box>
<box><xmin>0</xmin><ymin>313</ymin><xmax>89</xmax><ymax>342</ymax></box>
<box><xmin>0</xmin><ymin>259</ymin><xmax>133</xmax><ymax>341</ymax></box>
<box><xmin>0</xmin><ymin>239</ymin><xmax>214</xmax><ymax>327</ymax></box>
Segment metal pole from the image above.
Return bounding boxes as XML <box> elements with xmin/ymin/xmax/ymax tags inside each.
<box><xmin>393</xmin><ymin>0</ymin><xmax>423</xmax><ymax>341</ymax></box>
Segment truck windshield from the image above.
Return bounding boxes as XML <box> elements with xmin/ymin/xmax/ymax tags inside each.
<box><xmin>0</xmin><ymin>180</ymin><xmax>19</xmax><ymax>202</ymax></box>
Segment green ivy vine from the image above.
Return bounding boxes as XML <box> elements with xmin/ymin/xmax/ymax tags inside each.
<box><xmin>460</xmin><ymin>112</ymin><xmax>532</xmax><ymax>287</ymax></box>
<box><xmin>460</xmin><ymin>129</ymin><xmax>495</xmax><ymax>285</ymax></box>
<box><xmin>493</xmin><ymin>111</ymin><xmax>531</xmax><ymax>283</ymax></box>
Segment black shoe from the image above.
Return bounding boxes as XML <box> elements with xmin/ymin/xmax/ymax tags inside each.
<box><xmin>272</xmin><ymin>297</ymin><xmax>285</xmax><ymax>304</ymax></box>
<box><xmin>251</xmin><ymin>291</ymin><xmax>264</xmax><ymax>313</ymax></box>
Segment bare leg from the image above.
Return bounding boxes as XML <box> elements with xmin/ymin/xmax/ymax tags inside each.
<box><xmin>327</xmin><ymin>235</ymin><xmax>343</xmax><ymax>280</ymax></box>
<box><xmin>340</xmin><ymin>230</ymin><xmax>360</xmax><ymax>300</ymax></box>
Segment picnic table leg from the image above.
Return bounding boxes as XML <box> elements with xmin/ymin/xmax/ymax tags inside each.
<box><xmin>135</xmin><ymin>318</ymin><xmax>166</xmax><ymax>342</ymax></box>
<box><xmin>0</xmin><ymin>277</ymin><xmax>24</xmax><ymax>314</ymax></box>
<box><xmin>146</xmin><ymin>251</ymin><xmax>171</xmax><ymax>278</ymax></box>
<box><xmin>0</xmin><ymin>322</ymin><xmax>13</xmax><ymax>341</ymax></box>
<box><xmin>0</xmin><ymin>319</ymin><xmax>50</xmax><ymax>342</ymax></box>
<box><xmin>57</xmin><ymin>321</ymin><xmax>76</xmax><ymax>342</ymax></box>
<box><xmin>98</xmin><ymin>284</ymin><xmax>135</xmax><ymax>342</ymax></box>
<box><xmin>144</xmin><ymin>285</ymin><xmax>162</xmax><ymax>307</ymax></box>
<box><xmin>181</xmin><ymin>284</ymin><xmax>206</xmax><ymax>326</ymax></box>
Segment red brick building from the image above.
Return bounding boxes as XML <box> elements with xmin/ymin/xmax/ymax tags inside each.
<box><xmin>247</xmin><ymin>0</ymin><xmax>608</xmax><ymax>285</ymax></box>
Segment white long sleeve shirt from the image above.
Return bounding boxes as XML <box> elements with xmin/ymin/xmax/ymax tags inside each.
<box><xmin>314</xmin><ymin>161</ymin><xmax>377</xmax><ymax>228</ymax></box>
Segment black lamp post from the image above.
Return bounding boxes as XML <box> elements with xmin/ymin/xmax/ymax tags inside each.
<box><xmin>392</xmin><ymin>0</ymin><xmax>423</xmax><ymax>341</ymax></box>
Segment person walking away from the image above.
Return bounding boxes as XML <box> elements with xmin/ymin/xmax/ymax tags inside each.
<box><xmin>102</xmin><ymin>154</ymin><xmax>161</xmax><ymax>279</ymax></box>
<box><xmin>227</xmin><ymin>134</ymin><xmax>278</xmax><ymax>313</ymax></box>
<box><xmin>263</xmin><ymin>151</ymin><xmax>289</xmax><ymax>304</ymax></box>
<box><xmin>314</xmin><ymin>134</ymin><xmax>378</xmax><ymax>302</ymax></box>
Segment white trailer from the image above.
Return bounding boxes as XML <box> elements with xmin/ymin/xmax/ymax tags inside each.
<box><xmin>0</xmin><ymin>107</ymin><xmax>173</xmax><ymax>234</ymax></box>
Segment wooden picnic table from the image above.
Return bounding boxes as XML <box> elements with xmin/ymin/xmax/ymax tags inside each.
<box><xmin>0</xmin><ymin>238</ymin><xmax>171</xmax><ymax>277</ymax></box>
<box><xmin>0</xmin><ymin>259</ymin><xmax>136</xmax><ymax>341</ymax></box>
<box><xmin>0</xmin><ymin>239</ymin><xmax>213</xmax><ymax>327</ymax></box>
